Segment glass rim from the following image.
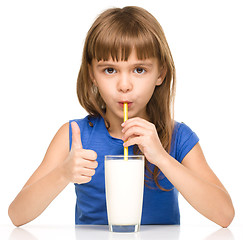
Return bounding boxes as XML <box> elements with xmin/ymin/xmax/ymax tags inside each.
<box><xmin>105</xmin><ymin>155</ymin><xmax>144</xmax><ymax>160</ymax></box>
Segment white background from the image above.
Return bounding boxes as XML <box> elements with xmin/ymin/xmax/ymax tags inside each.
<box><xmin>0</xmin><ymin>0</ymin><xmax>242</xmax><ymax>229</ymax></box>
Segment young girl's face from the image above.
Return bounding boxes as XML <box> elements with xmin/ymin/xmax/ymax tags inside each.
<box><xmin>90</xmin><ymin>49</ymin><xmax>164</xmax><ymax>122</ymax></box>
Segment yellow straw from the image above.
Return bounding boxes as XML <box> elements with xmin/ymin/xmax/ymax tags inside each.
<box><xmin>123</xmin><ymin>102</ymin><xmax>128</xmax><ymax>160</ymax></box>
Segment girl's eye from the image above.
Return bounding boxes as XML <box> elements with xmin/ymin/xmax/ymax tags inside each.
<box><xmin>104</xmin><ymin>68</ymin><xmax>116</xmax><ymax>74</ymax></box>
<box><xmin>134</xmin><ymin>67</ymin><xmax>146</xmax><ymax>74</ymax></box>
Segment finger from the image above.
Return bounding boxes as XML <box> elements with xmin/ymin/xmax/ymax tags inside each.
<box><xmin>77</xmin><ymin>167</ymin><xmax>96</xmax><ymax>177</ymax></box>
<box><xmin>123</xmin><ymin>117</ymin><xmax>149</xmax><ymax>126</ymax></box>
<box><xmin>80</xmin><ymin>159</ymin><xmax>98</xmax><ymax>169</ymax></box>
<box><xmin>122</xmin><ymin>117</ymin><xmax>152</xmax><ymax>132</ymax></box>
<box><xmin>80</xmin><ymin>150</ymin><xmax>97</xmax><ymax>161</ymax></box>
<box><xmin>123</xmin><ymin>136</ymin><xmax>142</xmax><ymax>148</ymax></box>
<box><xmin>75</xmin><ymin>175</ymin><xmax>92</xmax><ymax>184</ymax></box>
<box><xmin>122</xmin><ymin>126</ymin><xmax>147</xmax><ymax>141</ymax></box>
<box><xmin>71</xmin><ymin>121</ymin><xmax>83</xmax><ymax>149</ymax></box>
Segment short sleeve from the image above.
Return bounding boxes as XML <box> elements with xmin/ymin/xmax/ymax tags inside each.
<box><xmin>175</xmin><ymin>122</ymin><xmax>199</xmax><ymax>163</ymax></box>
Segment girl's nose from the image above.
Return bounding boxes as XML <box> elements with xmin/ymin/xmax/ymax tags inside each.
<box><xmin>117</xmin><ymin>73</ymin><xmax>133</xmax><ymax>93</ymax></box>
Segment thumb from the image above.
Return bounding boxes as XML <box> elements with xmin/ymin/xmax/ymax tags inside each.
<box><xmin>71</xmin><ymin>121</ymin><xmax>83</xmax><ymax>149</ymax></box>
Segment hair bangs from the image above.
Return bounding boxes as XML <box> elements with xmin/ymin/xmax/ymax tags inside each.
<box><xmin>88</xmin><ymin>14</ymin><xmax>161</xmax><ymax>62</ymax></box>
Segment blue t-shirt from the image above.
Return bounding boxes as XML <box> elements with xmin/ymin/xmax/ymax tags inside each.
<box><xmin>69</xmin><ymin>115</ymin><xmax>199</xmax><ymax>225</ymax></box>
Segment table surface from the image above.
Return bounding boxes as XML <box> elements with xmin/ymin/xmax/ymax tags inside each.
<box><xmin>1</xmin><ymin>224</ymin><xmax>242</xmax><ymax>240</ymax></box>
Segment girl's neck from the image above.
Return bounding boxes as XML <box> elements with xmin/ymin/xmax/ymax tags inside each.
<box><xmin>105</xmin><ymin>113</ymin><xmax>124</xmax><ymax>140</ymax></box>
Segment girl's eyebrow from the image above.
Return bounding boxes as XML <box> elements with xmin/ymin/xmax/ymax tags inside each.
<box><xmin>96</xmin><ymin>61</ymin><xmax>154</xmax><ymax>68</ymax></box>
<box><xmin>96</xmin><ymin>62</ymin><xmax>116</xmax><ymax>68</ymax></box>
<box><xmin>134</xmin><ymin>63</ymin><xmax>153</xmax><ymax>68</ymax></box>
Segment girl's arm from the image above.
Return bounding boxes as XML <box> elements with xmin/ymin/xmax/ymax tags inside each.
<box><xmin>8</xmin><ymin>122</ymin><xmax>97</xmax><ymax>227</ymax></box>
<box><xmin>158</xmin><ymin>143</ymin><xmax>235</xmax><ymax>227</ymax></box>
<box><xmin>122</xmin><ymin>117</ymin><xmax>235</xmax><ymax>228</ymax></box>
<box><xmin>8</xmin><ymin>123</ymin><xmax>70</xmax><ymax>226</ymax></box>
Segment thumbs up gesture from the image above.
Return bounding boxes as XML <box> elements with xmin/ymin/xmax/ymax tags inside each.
<box><xmin>61</xmin><ymin>121</ymin><xmax>98</xmax><ymax>184</ymax></box>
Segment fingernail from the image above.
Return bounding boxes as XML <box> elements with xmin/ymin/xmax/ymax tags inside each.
<box><xmin>121</xmin><ymin>122</ymin><xmax>125</xmax><ymax>127</ymax></box>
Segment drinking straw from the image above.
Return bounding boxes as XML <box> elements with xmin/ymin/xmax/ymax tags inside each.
<box><xmin>123</xmin><ymin>103</ymin><xmax>128</xmax><ymax>160</ymax></box>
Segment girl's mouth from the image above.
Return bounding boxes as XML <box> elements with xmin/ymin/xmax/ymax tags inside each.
<box><xmin>118</xmin><ymin>102</ymin><xmax>133</xmax><ymax>108</ymax></box>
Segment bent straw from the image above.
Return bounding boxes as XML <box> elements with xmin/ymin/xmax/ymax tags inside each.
<box><xmin>123</xmin><ymin>103</ymin><xmax>128</xmax><ymax>160</ymax></box>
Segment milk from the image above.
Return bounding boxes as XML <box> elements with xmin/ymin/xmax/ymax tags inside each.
<box><xmin>105</xmin><ymin>156</ymin><xmax>144</xmax><ymax>229</ymax></box>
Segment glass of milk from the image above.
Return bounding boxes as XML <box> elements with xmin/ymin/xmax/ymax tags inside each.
<box><xmin>105</xmin><ymin>155</ymin><xmax>145</xmax><ymax>232</ymax></box>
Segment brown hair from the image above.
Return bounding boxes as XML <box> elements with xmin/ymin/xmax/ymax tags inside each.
<box><xmin>77</xmin><ymin>6</ymin><xmax>176</xmax><ymax>191</ymax></box>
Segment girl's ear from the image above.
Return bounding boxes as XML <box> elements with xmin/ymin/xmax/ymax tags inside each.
<box><xmin>88</xmin><ymin>64</ymin><xmax>97</xmax><ymax>86</ymax></box>
<box><xmin>156</xmin><ymin>64</ymin><xmax>167</xmax><ymax>86</ymax></box>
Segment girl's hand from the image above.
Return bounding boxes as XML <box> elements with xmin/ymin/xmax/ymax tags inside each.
<box><xmin>122</xmin><ymin>117</ymin><xmax>167</xmax><ymax>166</ymax></box>
<box><xmin>61</xmin><ymin>121</ymin><xmax>98</xmax><ymax>184</ymax></box>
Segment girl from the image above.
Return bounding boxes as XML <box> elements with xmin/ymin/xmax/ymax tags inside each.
<box><xmin>8</xmin><ymin>6</ymin><xmax>234</xmax><ymax>227</ymax></box>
